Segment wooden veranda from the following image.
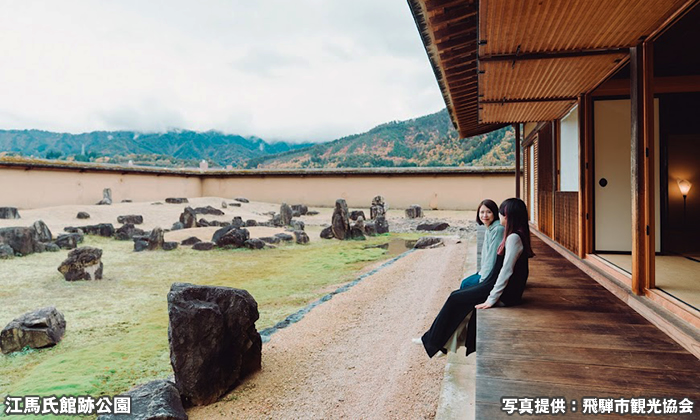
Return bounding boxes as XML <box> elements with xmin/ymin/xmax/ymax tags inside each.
<box><xmin>476</xmin><ymin>236</ymin><xmax>700</xmax><ymax>419</ymax></box>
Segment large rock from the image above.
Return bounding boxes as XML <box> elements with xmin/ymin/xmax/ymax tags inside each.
<box><xmin>166</xmin><ymin>198</ymin><xmax>189</xmax><ymax>204</ymax></box>
<box><xmin>0</xmin><ymin>226</ymin><xmax>43</xmax><ymax>256</ymax></box>
<box><xmin>291</xmin><ymin>219</ymin><xmax>305</xmax><ymax>231</ymax></box>
<box><xmin>349</xmin><ymin>218</ymin><xmax>366</xmax><ymax>240</ymax></box>
<box><xmin>192</xmin><ymin>241</ymin><xmax>215</xmax><ymax>251</ymax></box>
<box><xmin>245</xmin><ymin>219</ymin><xmax>258</xmax><ymax>227</ymax></box>
<box><xmin>163</xmin><ymin>241</ymin><xmax>179</xmax><ymax>251</ymax></box>
<box><xmin>370</xmin><ymin>195</ymin><xmax>387</xmax><ymax>219</ymax></box>
<box><xmin>331</xmin><ymin>199</ymin><xmax>350</xmax><ymax>240</ymax></box>
<box><xmin>0</xmin><ymin>207</ymin><xmax>20</xmax><ymax>219</ymax></box>
<box><xmin>97</xmin><ymin>380</ymin><xmax>187</xmax><ymax>420</ymax></box>
<box><xmin>279</xmin><ymin>203</ymin><xmax>293</xmax><ymax>226</ymax></box>
<box><xmin>134</xmin><ymin>240</ymin><xmax>149</xmax><ymax>252</ymax></box>
<box><xmin>212</xmin><ymin>225</ymin><xmax>235</xmax><ymax>244</ymax></box>
<box><xmin>0</xmin><ymin>244</ymin><xmax>14</xmax><ymax>259</ymax></box>
<box><xmin>234</xmin><ymin>197</ymin><xmax>249</xmax><ymax>203</ymax></box>
<box><xmin>97</xmin><ymin>188</ymin><xmax>112</xmax><ymax>205</ymax></box>
<box><xmin>244</xmin><ymin>238</ymin><xmax>265</xmax><ymax>250</ymax></box>
<box><xmin>231</xmin><ymin>217</ymin><xmax>245</xmax><ymax>229</ymax></box>
<box><xmin>375</xmin><ymin>215</ymin><xmax>390</xmax><ymax>234</ymax></box>
<box><xmin>291</xmin><ymin>204</ymin><xmax>308</xmax><ymax>215</ymax></box>
<box><xmin>179</xmin><ymin>207</ymin><xmax>198</xmax><ymax>229</ymax></box>
<box><xmin>44</xmin><ymin>243</ymin><xmax>60</xmax><ymax>252</ymax></box>
<box><xmin>193</xmin><ymin>206</ymin><xmax>225</xmax><ymax>216</ymax></box>
<box><xmin>349</xmin><ymin>210</ymin><xmax>366</xmax><ymax>221</ymax></box>
<box><xmin>32</xmin><ymin>220</ymin><xmax>52</xmax><ymax>243</ymax></box>
<box><xmin>148</xmin><ymin>227</ymin><xmax>165</xmax><ymax>250</ymax></box>
<box><xmin>168</xmin><ymin>283</ymin><xmax>262</xmax><ymax>405</ymax></box>
<box><xmin>213</xmin><ymin>226</ymin><xmax>249</xmax><ymax>248</ymax></box>
<box><xmin>274</xmin><ymin>233</ymin><xmax>294</xmax><ymax>242</ymax></box>
<box><xmin>320</xmin><ymin>226</ymin><xmax>334</xmax><ymax>239</ymax></box>
<box><xmin>414</xmin><ymin>237</ymin><xmax>445</xmax><ymax>249</ymax></box>
<box><xmin>0</xmin><ymin>307</ymin><xmax>66</xmax><ymax>354</ymax></box>
<box><xmin>259</xmin><ymin>236</ymin><xmax>281</xmax><ymax>244</ymax></box>
<box><xmin>55</xmin><ymin>234</ymin><xmax>78</xmax><ymax>249</ymax></box>
<box><xmin>115</xmin><ymin>223</ymin><xmax>145</xmax><ymax>241</ymax></box>
<box><xmin>76</xmin><ymin>211</ymin><xmax>90</xmax><ymax>219</ymax></box>
<box><xmin>417</xmin><ymin>222</ymin><xmax>450</xmax><ymax>231</ymax></box>
<box><xmin>117</xmin><ymin>215</ymin><xmax>144</xmax><ymax>225</ymax></box>
<box><xmin>181</xmin><ymin>237</ymin><xmax>202</xmax><ymax>246</ymax></box>
<box><xmin>293</xmin><ymin>230</ymin><xmax>309</xmax><ymax>245</ymax></box>
<box><xmin>405</xmin><ymin>205</ymin><xmax>423</xmax><ymax>219</ymax></box>
<box><xmin>66</xmin><ymin>223</ymin><xmax>114</xmax><ymax>237</ymax></box>
<box><xmin>363</xmin><ymin>222</ymin><xmax>378</xmax><ymax>236</ymax></box>
<box><xmin>171</xmin><ymin>221</ymin><xmax>185</xmax><ymax>231</ymax></box>
<box><xmin>58</xmin><ymin>247</ymin><xmax>103</xmax><ymax>281</ymax></box>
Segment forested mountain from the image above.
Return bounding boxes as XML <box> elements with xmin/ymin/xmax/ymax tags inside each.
<box><xmin>246</xmin><ymin>109</ymin><xmax>514</xmax><ymax>168</ymax></box>
<box><xmin>0</xmin><ymin>109</ymin><xmax>514</xmax><ymax>168</ymax></box>
<box><xmin>0</xmin><ymin>130</ymin><xmax>312</xmax><ymax>167</ymax></box>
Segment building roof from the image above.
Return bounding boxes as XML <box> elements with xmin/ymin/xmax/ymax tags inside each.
<box><xmin>407</xmin><ymin>0</ymin><xmax>506</xmax><ymax>138</ymax></box>
<box><xmin>409</xmin><ymin>0</ymin><xmax>695</xmax><ymax>135</ymax></box>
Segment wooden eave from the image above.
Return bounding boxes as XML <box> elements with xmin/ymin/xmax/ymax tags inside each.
<box><xmin>407</xmin><ymin>0</ymin><xmax>506</xmax><ymax>138</ymax></box>
<box><xmin>410</xmin><ymin>0</ymin><xmax>697</xmax><ymax>125</ymax></box>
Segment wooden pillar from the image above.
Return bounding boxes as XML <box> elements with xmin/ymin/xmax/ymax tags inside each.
<box><xmin>643</xmin><ymin>41</ymin><xmax>656</xmax><ymax>290</ymax></box>
<box><xmin>551</xmin><ymin>121</ymin><xmax>557</xmax><ymax>236</ymax></box>
<box><xmin>577</xmin><ymin>95</ymin><xmax>587</xmax><ymax>259</ymax></box>
<box><xmin>514</xmin><ymin>124</ymin><xmax>521</xmax><ymax>199</ymax></box>
<box><xmin>630</xmin><ymin>43</ymin><xmax>654</xmax><ymax>295</ymax></box>
<box><xmin>584</xmin><ymin>94</ymin><xmax>594</xmax><ymax>256</ymax></box>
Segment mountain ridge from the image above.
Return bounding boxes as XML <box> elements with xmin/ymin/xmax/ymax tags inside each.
<box><xmin>0</xmin><ymin>109</ymin><xmax>515</xmax><ymax>168</ymax></box>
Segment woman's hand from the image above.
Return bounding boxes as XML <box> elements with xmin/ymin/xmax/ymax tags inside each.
<box><xmin>475</xmin><ymin>302</ymin><xmax>493</xmax><ymax>309</ymax></box>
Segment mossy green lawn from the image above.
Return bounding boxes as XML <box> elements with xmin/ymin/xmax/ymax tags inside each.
<box><xmin>0</xmin><ymin>232</ymin><xmax>423</xmax><ymax>416</ymax></box>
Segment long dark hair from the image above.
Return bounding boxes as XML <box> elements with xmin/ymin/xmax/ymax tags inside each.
<box><xmin>475</xmin><ymin>199</ymin><xmax>499</xmax><ymax>225</ymax></box>
<box><xmin>496</xmin><ymin>198</ymin><xmax>534</xmax><ymax>258</ymax></box>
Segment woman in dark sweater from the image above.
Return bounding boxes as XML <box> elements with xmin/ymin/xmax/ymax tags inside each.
<box><xmin>420</xmin><ymin>198</ymin><xmax>535</xmax><ymax>357</ymax></box>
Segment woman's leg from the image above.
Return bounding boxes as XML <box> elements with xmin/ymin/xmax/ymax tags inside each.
<box><xmin>421</xmin><ymin>280</ymin><xmax>494</xmax><ymax>357</ymax></box>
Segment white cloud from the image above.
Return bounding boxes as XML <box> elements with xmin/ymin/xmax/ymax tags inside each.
<box><xmin>0</xmin><ymin>0</ymin><xmax>445</xmax><ymax>142</ymax></box>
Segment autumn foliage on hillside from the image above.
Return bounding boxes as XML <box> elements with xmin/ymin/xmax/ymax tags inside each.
<box><xmin>247</xmin><ymin>109</ymin><xmax>514</xmax><ymax>169</ymax></box>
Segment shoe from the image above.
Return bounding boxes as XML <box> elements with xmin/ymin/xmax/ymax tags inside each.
<box><xmin>411</xmin><ymin>337</ymin><xmax>422</xmax><ymax>345</ymax></box>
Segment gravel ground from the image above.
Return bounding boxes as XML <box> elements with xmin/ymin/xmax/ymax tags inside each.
<box><xmin>188</xmin><ymin>236</ymin><xmax>471</xmax><ymax>420</ymax></box>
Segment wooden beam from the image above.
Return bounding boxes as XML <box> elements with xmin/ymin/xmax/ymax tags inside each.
<box><xmin>630</xmin><ymin>44</ymin><xmax>646</xmax><ymax>296</ymax></box>
<box><xmin>435</xmin><ymin>35</ymin><xmax>479</xmax><ymax>51</ymax></box>
<box><xmin>646</xmin><ymin>0</ymin><xmax>700</xmax><ymax>42</ymax></box>
<box><xmin>437</xmin><ymin>39</ymin><xmax>478</xmax><ymax>60</ymax></box>
<box><xmin>481</xmin><ymin>97</ymin><xmax>577</xmax><ymax>104</ymax></box>
<box><xmin>515</xmin><ymin>124</ymin><xmax>521</xmax><ymax>199</ymax></box>
<box><xmin>428</xmin><ymin>5</ymin><xmax>477</xmax><ymax>27</ymax></box>
<box><xmin>593</xmin><ymin>75</ymin><xmax>700</xmax><ymax>97</ymax></box>
<box><xmin>424</xmin><ymin>0</ymin><xmax>471</xmax><ymax>11</ymax></box>
<box><xmin>479</xmin><ymin>48</ymin><xmax>628</xmax><ymax>63</ymax></box>
<box><xmin>445</xmin><ymin>78</ymin><xmax>478</xmax><ymax>89</ymax></box>
<box><xmin>441</xmin><ymin>54</ymin><xmax>478</xmax><ymax>71</ymax></box>
<box><xmin>432</xmin><ymin>20</ymin><xmax>477</xmax><ymax>43</ymax></box>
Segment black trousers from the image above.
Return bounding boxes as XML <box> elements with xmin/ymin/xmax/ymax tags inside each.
<box><xmin>421</xmin><ymin>276</ymin><xmax>496</xmax><ymax>358</ymax></box>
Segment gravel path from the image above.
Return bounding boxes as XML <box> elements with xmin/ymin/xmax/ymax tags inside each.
<box><xmin>188</xmin><ymin>236</ymin><xmax>471</xmax><ymax>419</ymax></box>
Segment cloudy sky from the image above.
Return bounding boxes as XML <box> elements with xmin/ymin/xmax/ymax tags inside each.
<box><xmin>0</xmin><ymin>0</ymin><xmax>445</xmax><ymax>142</ymax></box>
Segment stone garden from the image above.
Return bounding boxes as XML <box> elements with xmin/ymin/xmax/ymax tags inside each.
<box><xmin>0</xmin><ymin>194</ymin><xmax>475</xmax><ymax>417</ymax></box>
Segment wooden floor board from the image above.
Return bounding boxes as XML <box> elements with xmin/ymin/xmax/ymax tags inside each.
<box><xmin>475</xmin><ymin>237</ymin><xmax>700</xmax><ymax>418</ymax></box>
